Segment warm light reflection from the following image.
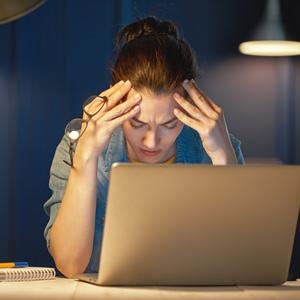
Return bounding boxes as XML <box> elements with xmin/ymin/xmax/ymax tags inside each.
<box><xmin>239</xmin><ymin>40</ymin><xmax>300</xmax><ymax>56</ymax></box>
<box><xmin>68</xmin><ymin>130</ymin><xmax>80</xmax><ymax>140</ymax></box>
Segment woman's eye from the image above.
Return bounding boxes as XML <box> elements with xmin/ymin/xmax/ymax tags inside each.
<box><xmin>130</xmin><ymin>121</ymin><xmax>178</xmax><ymax>129</ymax></box>
<box><xmin>130</xmin><ymin>122</ymin><xmax>144</xmax><ymax>129</ymax></box>
<box><xmin>164</xmin><ymin>122</ymin><xmax>178</xmax><ymax>129</ymax></box>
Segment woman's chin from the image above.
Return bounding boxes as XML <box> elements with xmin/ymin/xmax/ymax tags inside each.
<box><xmin>136</xmin><ymin>153</ymin><xmax>164</xmax><ymax>163</ymax></box>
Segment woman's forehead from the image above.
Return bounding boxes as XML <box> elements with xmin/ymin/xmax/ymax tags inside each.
<box><xmin>130</xmin><ymin>88</ymin><xmax>180</xmax><ymax>108</ymax></box>
<box><xmin>128</xmin><ymin>88</ymin><xmax>183</xmax><ymax>124</ymax></box>
<box><xmin>127</xmin><ymin>86</ymin><xmax>184</xmax><ymax>100</ymax></box>
<box><xmin>130</xmin><ymin>85</ymin><xmax>184</xmax><ymax>95</ymax></box>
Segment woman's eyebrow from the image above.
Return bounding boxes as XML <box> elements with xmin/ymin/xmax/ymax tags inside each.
<box><xmin>132</xmin><ymin>116</ymin><xmax>177</xmax><ymax>125</ymax></box>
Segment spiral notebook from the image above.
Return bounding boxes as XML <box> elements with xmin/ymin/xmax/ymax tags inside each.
<box><xmin>0</xmin><ymin>267</ymin><xmax>56</xmax><ymax>282</ymax></box>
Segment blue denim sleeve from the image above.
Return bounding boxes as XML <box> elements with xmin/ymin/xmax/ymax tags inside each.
<box><xmin>43</xmin><ymin>135</ymin><xmax>71</xmax><ymax>249</ymax></box>
<box><xmin>229</xmin><ymin>133</ymin><xmax>245</xmax><ymax>165</ymax></box>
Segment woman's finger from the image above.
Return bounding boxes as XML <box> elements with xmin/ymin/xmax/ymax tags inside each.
<box><xmin>109</xmin><ymin>104</ymin><xmax>141</xmax><ymax>129</ymax></box>
<box><xmin>85</xmin><ymin>80</ymin><xmax>126</xmax><ymax>110</ymax></box>
<box><xmin>205</xmin><ymin>95</ymin><xmax>223</xmax><ymax>115</ymax></box>
<box><xmin>84</xmin><ymin>81</ymin><xmax>124</xmax><ymax>112</ymax></box>
<box><xmin>102</xmin><ymin>93</ymin><xmax>141</xmax><ymax>121</ymax></box>
<box><xmin>173</xmin><ymin>108</ymin><xmax>203</xmax><ymax>132</ymax></box>
<box><xmin>103</xmin><ymin>80</ymin><xmax>133</xmax><ymax>110</ymax></box>
<box><xmin>100</xmin><ymin>80</ymin><xmax>125</xmax><ymax>98</ymax></box>
<box><xmin>191</xmin><ymin>79</ymin><xmax>222</xmax><ymax>114</ymax></box>
<box><xmin>173</xmin><ymin>93</ymin><xmax>210</xmax><ymax>125</ymax></box>
<box><xmin>83</xmin><ymin>95</ymin><xmax>106</xmax><ymax>112</ymax></box>
<box><xmin>84</xmin><ymin>80</ymin><xmax>132</xmax><ymax>117</ymax></box>
<box><xmin>182</xmin><ymin>80</ymin><xmax>219</xmax><ymax>120</ymax></box>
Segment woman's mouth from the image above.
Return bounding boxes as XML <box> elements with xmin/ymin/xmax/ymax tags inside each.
<box><xmin>140</xmin><ymin>148</ymin><xmax>161</xmax><ymax>156</ymax></box>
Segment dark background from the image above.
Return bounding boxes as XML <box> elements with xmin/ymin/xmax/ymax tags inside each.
<box><xmin>0</xmin><ymin>0</ymin><xmax>299</xmax><ymax>277</ymax></box>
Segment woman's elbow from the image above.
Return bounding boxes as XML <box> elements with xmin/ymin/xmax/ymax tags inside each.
<box><xmin>53</xmin><ymin>254</ymin><xmax>88</xmax><ymax>278</ymax></box>
<box><xmin>50</xmin><ymin>245</ymin><xmax>89</xmax><ymax>278</ymax></box>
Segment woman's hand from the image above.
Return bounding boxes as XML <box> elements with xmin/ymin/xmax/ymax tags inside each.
<box><xmin>173</xmin><ymin>79</ymin><xmax>237</xmax><ymax>165</ymax></box>
<box><xmin>74</xmin><ymin>80</ymin><xmax>141</xmax><ymax>164</ymax></box>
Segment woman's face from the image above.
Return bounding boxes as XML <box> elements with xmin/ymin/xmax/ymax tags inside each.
<box><xmin>122</xmin><ymin>87</ymin><xmax>185</xmax><ymax>163</ymax></box>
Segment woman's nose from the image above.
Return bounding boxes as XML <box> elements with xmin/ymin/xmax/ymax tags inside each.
<box><xmin>142</xmin><ymin>130</ymin><xmax>160</xmax><ymax>150</ymax></box>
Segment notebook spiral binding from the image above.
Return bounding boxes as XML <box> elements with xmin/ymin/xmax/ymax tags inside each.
<box><xmin>0</xmin><ymin>267</ymin><xmax>56</xmax><ymax>282</ymax></box>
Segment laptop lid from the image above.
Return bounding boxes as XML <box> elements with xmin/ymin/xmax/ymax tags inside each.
<box><xmin>96</xmin><ymin>164</ymin><xmax>300</xmax><ymax>286</ymax></box>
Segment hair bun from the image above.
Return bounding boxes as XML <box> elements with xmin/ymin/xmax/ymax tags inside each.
<box><xmin>117</xmin><ymin>16</ymin><xmax>179</xmax><ymax>48</ymax></box>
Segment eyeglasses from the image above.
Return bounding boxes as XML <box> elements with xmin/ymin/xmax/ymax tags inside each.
<box><xmin>63</xmin><ymin>95</ymin><xmax>108</xmax><ymax>168</ymax></box>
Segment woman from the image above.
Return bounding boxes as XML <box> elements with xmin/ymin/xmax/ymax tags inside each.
<box><xmin>43</xmin><ymin>16</ymin><xmax>245</xmax><ymax>278</ymax></box>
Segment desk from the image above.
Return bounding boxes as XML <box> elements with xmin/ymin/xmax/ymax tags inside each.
<box><xmin>1</xmin><ymin>278</ymin><xmax>300</xmax><ymax>300</ymax></box>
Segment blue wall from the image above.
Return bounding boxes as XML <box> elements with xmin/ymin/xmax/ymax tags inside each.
<box><xmin>0</xmin><ymin>0</ymin><xmax>299</xmax><ymax>276</ymax></box>
<box><xmin>0</xmin><ymin>0</ymin><xmax>121</xmax><ymax>266</ymax></box>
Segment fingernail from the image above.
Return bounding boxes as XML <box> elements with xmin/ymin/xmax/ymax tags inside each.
<box><xmin>118</xmin><ymin>80</ymin><xmax>124</xmax><ymax>85</ymax></box>
<box><xmin>134</xmin><ymin>93</ymin><xmax>141</xmax><ymax>100</ymax></box>
<box><xmin>183</xmin><ymin>79</ymin><xmax>189</xmax><ymax>86</ymax></box>
<box><xmin>173</xmin><ymin>93</ymin><xmax>180</xmax><ymax>100</ymax></box>
<box><xmin>125</xmin><ymin>80</ymin><xmax>131</xmax><ymax>86</ymax></box>
<box><xmin>133</xmin><ymin>105</ymin><xmax>140</xmax><ymax>111</ymax></box>
<box><xmin>174</xmin><ymin>108</ymin><xmax>179</xmax><ymax>114</ymax></box>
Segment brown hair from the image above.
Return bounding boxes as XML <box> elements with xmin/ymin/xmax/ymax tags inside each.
<box><xmin>111</xmin><ymin>16</ymin><xmax>199</xmax><ymax>94</ymax></box>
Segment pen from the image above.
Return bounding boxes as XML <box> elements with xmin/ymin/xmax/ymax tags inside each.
<box><xmin>0</xmin><ymin>262</ymin><xmax>29</xmax><ymax>268</ymax></box>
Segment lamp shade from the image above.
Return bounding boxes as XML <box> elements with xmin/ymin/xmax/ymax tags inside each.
<box><xmin>239</xmin><ymin>0</ymin><xmax>300</xmax><ymax>56</ymax></box>
<box><xmin>0</xmin><ymin>0</ymin><xmax>46</xmax><ymax>24</ymax></box>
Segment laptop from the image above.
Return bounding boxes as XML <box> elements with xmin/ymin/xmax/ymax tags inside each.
<box><xmin>78</xmin><ymin>163</ymin><xmax>300</xmax><ymax>286</ymax></box>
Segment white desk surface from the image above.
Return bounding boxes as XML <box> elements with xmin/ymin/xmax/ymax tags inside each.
<box><xmin>1</xmin><ymin>277</ymin><xmax>300</xmax><ymax>300</ymax></box>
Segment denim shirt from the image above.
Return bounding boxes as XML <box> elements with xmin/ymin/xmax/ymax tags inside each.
<box><xmin>43</xmin><ymin>125</ymin><xmax>245</xmax><ymax>272</ymax></box>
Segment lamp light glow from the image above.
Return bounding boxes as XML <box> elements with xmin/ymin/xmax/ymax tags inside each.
<box><xmin>239</xmin><ymin>0</ymin><xmax>300</xmax><ymax>57</ymax></box>
<box><xmin>239</xmin><ymin>40</ymin><xmax>300</xmax><ymax>56</ymax></box>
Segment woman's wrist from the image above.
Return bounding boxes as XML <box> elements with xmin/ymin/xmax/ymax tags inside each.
<box><xmin>72</xmin><ymin>142</ymin><xmax>101</xmax><ymax>171</ymax></box>
<box><xmin>211</xmin><ymin>145</ymin><xmax>238</xmax><ymax>165</ymax></box>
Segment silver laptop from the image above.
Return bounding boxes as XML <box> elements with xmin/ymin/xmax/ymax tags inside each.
<box><xmin>78</xmin><ymin>163</ymin><xmax>300</xmax><ymax>286</ymax></box>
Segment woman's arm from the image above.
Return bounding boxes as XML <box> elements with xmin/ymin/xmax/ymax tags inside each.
<box><xmin>47</xmin><ymin>80</ymin><xmax>142</xmax><ymax>277</ymax></box>
<box><xmin>49</xmin><ymin>148</ymin><xmax>98</xmax><ymax>278</ymax></box>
